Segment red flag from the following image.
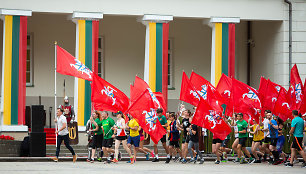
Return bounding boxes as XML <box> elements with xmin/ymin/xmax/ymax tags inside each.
<box><xmin>261</xmin><ymin>79</ymin><xmax>280</xmax><ymax>112</ymax></box>
<box><xmin>216</xmin><ymin>74</ymin><xmax>232</xmax><ymax>105</ymax></box>
<box><xmin>190</xmin><ymin>72</ymin><xmax>224</xmax><ymax>112</ymax></box>
<box><xmin>273</xmin><ymin>88</ymin><xmax>292</xmax><ymax>121</ymax></box>
<box><xmin>180</xmin><ymin>72</ymin><xmax>200</xmax><ymax>106</ymax></box>
<box><xmin>192</xmin><ymin>98</ymin><xmax>231</xmax><ymax>140</ymax></box>
<box><xmin>299</xmin><ymin>79</ymin><xmax>306</xmax><ymax>115</ymax></box>
<box><xmin>154</xmin><ymin>92</ymin><xmax>167</xmax><ymax>115</ymax></box>
<box><xmin>126</xmin><ymin>88</ymin><xmax>167</xmax><ymax>144</ymax></box>
<box><xmin>258</xmin><ymin>77</ymin><xmax>268</xmax><ymax>105</ymax></box>
<box><xmin>91</xmin><ymin>74</ymin><xmax>129</xmax><ymax>113</ymax></box>
<box><xmin>288</xmin><ymin>64</ymin><xmax>304</xmax><ymax>110</ymax></box>
<box><xmin>56</xmin><ymin>45</ymin><xmax>93</xmax><ymax>81</ymax></box>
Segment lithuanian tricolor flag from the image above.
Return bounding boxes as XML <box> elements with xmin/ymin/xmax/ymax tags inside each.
<box><xmin>74</xmin><ymin>20</ymin><xmax>99</xmax><ymax>126</ymax></box>
<box><xmin>144</xmin><ymin>22</ymin><xmax>169</xmax><ymax>105</ymax></box>
<box><xmin>211</xmin><ymin>23</ymin><xmax>235</xmax><ymax>86</ymax></box>
<box><xmin>2</xmin><ymin>15</ymin><xmax>27</xmax><ymax>125</ymax></box>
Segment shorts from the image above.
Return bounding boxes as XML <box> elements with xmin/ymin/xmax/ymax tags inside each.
<box><xmin>159</xmin><ymin>135</ymin><xmax>167</xmax><ymax>143</ymax></box>
<box><xmin>212</xmin><ymin>138</ymin><xmax>222</xmax><ymax>144</ymax></box>
<box><xmin>140</xmin><ymin>135</ymin><xmax>145</xmax><ymax>141</ymax></box>
<box><xmin>253</xmin><ymin>140</ymin><xmax>263</xmax><ymax>145</ymax></box>
<box><xmin>292</xmin><ymin>137</ymin><xmax>303</xmax><ymax>151</ymax></box>
<box><xmin>263</xmin><ymin>137</ymin><xmax>271</xmax><ymax>144</ymax></box>
<box><xmin>116</xmin><ymin>136</ymin><xmax>127</xmax><ymax>141</ymax></box>
<box><xmin>270</xmin><ymin>138</ymin><xmax>278</xmax><ymax>147</ymax></box>
<box><xmin>169</xmin><ymin>141</ymin><xmax>180</xmax><ymax>148</ymax></box>
<box><xmin>102</xmin><ymin>138</ymin><xmax>114</xmax><ymax>148</ymax></box>
<box><xmin>221</xmin><ymin>139</ymin><xmax>230</xmax><ymax>147</ymax></box>
<box><xmin>92</xmin><ymin>134</ymin><xmax>103</xmax><ymax>149</ymax></box>
<box><xmin>276</xmin><ymin>135</ymin><xmax>285</xmax><ymax>153</ymax></box>
<box><xmin>238</xmin><ymin>137</ymin><xmax>247</xmax><ymax>147</ymax></box>
<box><xmin>182</xmin><ymin>135</ymin><xmax>190</xmax><ymax>144</ymax></box>
<box><xmin>127</xmin><ymin>135</ymin><xmax>140</xmax><ymax>147</ymax></box>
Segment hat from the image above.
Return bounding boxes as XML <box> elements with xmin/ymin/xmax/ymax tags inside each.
<box><xmin>116</xmin><ymin>111</ymin><xmax>123</xmax><ymax>115</ymax></box>
<box><xmin>64</xmin><ymin>96</ymin><xmax>69</xmax><ymax>100</ymax></box>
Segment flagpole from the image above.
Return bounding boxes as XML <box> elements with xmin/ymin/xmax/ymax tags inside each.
<box><xmin>54</xmin><ymin>41</ymin><xmax>58</xmax><ymax>148</ymax></box>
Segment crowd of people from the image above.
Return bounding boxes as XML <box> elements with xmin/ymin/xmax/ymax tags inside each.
<box><xmin>53</xmin><ymin>105</ymin><xmax>306</xmax><ymax>168</ymax></box>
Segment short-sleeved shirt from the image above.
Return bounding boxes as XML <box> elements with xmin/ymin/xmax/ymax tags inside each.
<box><xmin>101</xmin><ymin>117</ymin><xmax>115</xmax><ymax>139</ymax></box>
<box><xmin>291</xmin><ymin>116</ymin><xmax>304</xmax><ymax>137</ymax></box>
<box><xmin>190</xmin><ymin>124</ymin><xmax>199</xmax><ymax>142</ymax></box>
<box><xmin>93</xmin><ymin>118</ymin><xmax>103</xmax><ymax>135</ymax></box>
<box><xmin>268</xmin><ymin>119</ymin><xmax>278</xmax><ymax>138</ymax></box>
<box><xmin>253</xmin><ymin>124</ymin><xmax>264</xmax><ymax>141</ymax></box>
<box><xmin>182</xmin><ymin>118</ymin><xmax>191</xmax><ymax>136</ymax></box>
<box><xmin>263</xmin><ymin>118</ymin><xmax>270</xmax><ymax>138</ymax></box>
<box><xmin>158</xmin><ymin>115</ymin><xmax>167</xmax><ymax>130</ymax></box>
<box><xmin>57</xmin><ymin>115</ymin><xmax>69</xmax><ymax>136</ymax></box>
<box><xmin>128</xmin><ymin>119</ymin><xmax>139</xmax><ymax>137</ymax></box>
<box><xmin>236</xmin><ymin>120</ymin><xmax>248</xmax><ymax>138</ymax></box>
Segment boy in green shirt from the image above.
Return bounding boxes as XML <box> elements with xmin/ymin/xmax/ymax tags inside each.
<box><xmin>234</xmin><ymin>113</ymin><xmax>255</xmax><ymax>164</ymax></box>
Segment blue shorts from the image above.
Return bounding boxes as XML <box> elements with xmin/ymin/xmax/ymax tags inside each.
<box><xmin>127</xmin><ymin>135</ymin><xmax>140</xmax><ymax>147</ymax></box>
<box><xmin>276</xmin><ymin>135</ymin><xmax>285</xmax><ymax>153</ymax></box>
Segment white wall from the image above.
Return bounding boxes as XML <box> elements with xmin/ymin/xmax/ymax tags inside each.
<box><xmin>1</xmin><ymin>0</ymin><xmax>285</xmax><ymax>20</ymax></box>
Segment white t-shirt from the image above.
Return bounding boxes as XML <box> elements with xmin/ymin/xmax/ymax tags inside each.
<box><xmin>233</xmin><ymin>126</ymin><xmax>238</xmax><ymax>138</ymax></box>
<box><xmin>57</xmin><ymin>115</ymin><xmax>69</xmax><ymax>136</ymax></box>
<box><xmin>263</xmin><ymin>118</ymin><xmax>270</xmax><ymax>138</ymax></box>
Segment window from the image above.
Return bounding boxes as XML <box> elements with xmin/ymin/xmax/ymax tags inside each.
<box><xmin>168</xmin><ymin>38</ymin><xmax>173</xmax><ymax>89</ymax></box>
<box><xmin>26</xmin><ymin>33</ymin><xmax>34</xmax><ymax>86</ymax></box>
<box><xmin>97</xmin><ymin>36</ymin><xmax>104</xmax><ymax>78</ymax></box>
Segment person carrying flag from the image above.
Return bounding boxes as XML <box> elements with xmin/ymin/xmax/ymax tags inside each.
<box><xmin>167</xmin><ymin>113</ymin><xmax>182</xmax><ymax>163</ymax></box>
<box><xmin>152</xmin><ymin>108</ymin><xmax>170</xmax><ymax>163</ymax></box>
<box><xmin>101</xmin><ymin>111</ymin><xmax>116</xmax><ymax>164</ymax></box>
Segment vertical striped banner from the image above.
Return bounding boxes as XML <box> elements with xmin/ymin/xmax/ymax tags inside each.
<box><xmin>211</xmin><ymin>23</ymin><xmax>236</xmax><ymax>86</ymax></box>
<box><xmin>144</xmin><ymin>22</ymin><xmax>169</xmax><ymax>106</ymax></box>
<box><xmin>1</xmin><ymin>15</ymin><xmax>27</xmax><ymax>125</ymax></box>
<box><xmin>75</xmin><ymin>20</ymin><xmax>99</xmax><ymax>126</ymax></box>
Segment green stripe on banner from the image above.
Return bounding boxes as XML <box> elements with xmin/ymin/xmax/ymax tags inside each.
<box><xmin>84</xmin><ymin>21</ymin><xmax>92</xmax><ymax>122</ymax></box>
<box><xmin>221</xmin><ymin>23</ymin><xmax>229</xmax><ymax>76</ymax></box>
<box><xmin>11</xmin><ymin>16</ymin><xmax>20</xmax><ymax>125</ymax></box>
<box><xmin>156</xmin><ymin>23</ymin><xmax>163</xmax><ymax>92</ymax></box>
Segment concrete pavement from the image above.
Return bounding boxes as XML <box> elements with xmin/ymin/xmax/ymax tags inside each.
<box><xmin>0</xmin><ymin>161</ymin><xmax>305</xmax><ymax>174</ymax></box>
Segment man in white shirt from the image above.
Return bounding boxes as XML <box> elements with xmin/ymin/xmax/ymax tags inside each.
<box><xmin>51</xmin><ymin>108</ymin><xmax>77</xmax><ymax>162</ymax></box>
<box><xmin>261</xmin><ymin>110</ymin><xmax>272</xmax><ymax>161</ymax></box>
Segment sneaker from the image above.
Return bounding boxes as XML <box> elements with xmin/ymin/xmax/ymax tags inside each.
<box><xmin>152</xmin><ymin>158</ymin><xmax>159</xmax><ymax>162</ymax></box>
<box><xmin>145</xmin><ymin>153</ymin><xmax>150</xmax><ymax>161</ymax></box>
<box><xmin>181</xmin><ymin>158</ymin><xmax>187</xmax><ymax>164</ymax></box>
<box><xmin>110</xmin><ymin>153</ymin><xmax>114</xmax><ymax>160</ymax></box>
<box><xmin>272</xmin><ymin>160</ymin><xmax>282</xmax><ymax>165</ymax></box>
<box><xmin>51</xmin><ymin>157</ymin><xmax>58</xmax><ymax>162</ymax></box>
<box><xmin>126</xmin><ymin>159</ymin><xmax>131</xmax><ymax>163</ymax></box>
<box><xmin>248</xmin><ymin>158</ymin><xmax>256</xmax><ymax>164</ymax></box>
<box><xmin>86</xmin><ymin>159</ymin><xmax>91</xmax><ymax>162</ymax></box>
<box><xmin>221</xmin><ymin>159</ymin><xmax>228</xmax><ymax>163</ymax></box>
<box><xmin>130</xmin><ymin>157</ymin><xmax>135</xmax><ymax>164</ymax></box>
<box><xmin>285</xmin><ymin>163</ymin><xmax>293</xmax><ymax>168</ymax></box>
<box><xmin>233</xmin><ymin>158</ymin><xmax>240</xmax><ymax>163</ymax></box>
<box><xmin>301</xmin><ymin>162</ymin><xmax>306</xmax><ymax>168</ymax></box>
<box><xmin>90</xmin><ymin>158</ymin><xmax>94</xmax><ymax>163</ymax></box>
<box><xmin>215</xmin><ymin>160</ymin><xmax>220</xmax><ymax>164</ymax></box>
<box><xmin>189</xmin><ymin>158</ymin><xmax>196</xmax><ymax>163</ymax></box>
<box><xmin>199</xmin><ymin>159</ymin><xmax>205</xmax><ymax>164</ymax></box>
<box><xmin>97</xmin><ymin>157</ymin><xmax>102</xmax><ymax>162</ymax></box>
<box><xmin>112</xmin><ymin>158</ymin><xmax>118</xmax><ymax>163</ymax></box>
<box><xmin>105</xmin><ymin>159</ymin><xmax>112</xmax><ymax>164</ymax></box>
<box><xmin>254</xmin><ymin>160</ymin><xmax>261</xmax><ymax>163</ymax></box>
<box><xmin>231</xmin><ymin>149</ymin><xmax>235</xmax><ymax>157</ymax></box>
<box><xmin>173</xmin><ymin>157</ymin><xmax>178</xmax><ymax>162</ymax></box>
<box><xmin>240</xmin><ymin>157</ymin><xmax>248</xmax><ymax>164</ymax></box>
<box><xmin>165</xmin><ymin>157</ymin><xmax>171</xmax><ymax>164</ymax></box>
<box><xmin>175</xmin><ymin>157</ymin><xmax>181</xmax><ymax>162</ymax></box>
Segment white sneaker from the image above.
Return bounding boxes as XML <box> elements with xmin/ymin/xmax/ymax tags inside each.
<box><xmin>293</xmin><ymin>159</ymin><xmax>299</xmax><ymax>164</ymax></box>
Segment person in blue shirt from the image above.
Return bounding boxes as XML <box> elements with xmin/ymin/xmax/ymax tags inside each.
<box><xmin>267</xmin><ymin>113</ymin><xmax>279</xmax><ymax>163</ymax></box>
<box><xmin>286</xmin><ymin>110</ymin><xmax>306</xmax><ymax>168</ymax></box>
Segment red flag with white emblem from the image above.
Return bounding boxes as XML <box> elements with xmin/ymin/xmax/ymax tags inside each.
<box><xmin>180</xmin><ymin>72</ymin><xmax>200</xmax><ymax>106</ymax></box>
<box><xmin>288</xmin><ymin>64</ymin><xmax>304</xmax><ymax>110</ymax></box>
<box><xmin>56</xmin><ymin>45</ymin><xmax>93</xmax><ymax>81</ymax></box>
<box><xmin>192</xmin><ymin>98</ymin><xmax>231</xmax><ymax>140</ymax></box>
<box><xmin>273</xmin><ymin>88</ymin><xmax>292</xmax><ymax>121</ymax></box>
<box><xmin>91</xmin><ymin>74</ymin><xmax>129</xmax><ymax>113</ymax></box>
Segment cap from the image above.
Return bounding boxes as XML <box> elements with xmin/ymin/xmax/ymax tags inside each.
<box><xmin>116</xmin><ymin>111</ymin><xmax>123</xmax><ymax>115</ymax></box>
<box><xmin>64</xmin><ymin>96</ymin><xmax>69</xmax><ymax>100</ymax></box>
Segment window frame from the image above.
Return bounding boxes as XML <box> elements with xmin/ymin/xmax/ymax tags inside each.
<box><xmin>26</xmin><ymin>33</ymin><xmax>34</xmax><ymax>87</ymax></box>
<box><xmin>168</xmin><ymin>38</ymin><xmax>174</xmax><ymax>89</ymax></box>
<box><xmin>97</xmin><ymin>36</ymin><xmax>105</xmax><ymax>79</ymax></box>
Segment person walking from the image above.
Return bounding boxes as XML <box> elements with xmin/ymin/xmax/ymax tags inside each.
<box><xmin>52</xmin><ymin>108</ymin><xmax>77</xmax><ymax>162</ymax></box>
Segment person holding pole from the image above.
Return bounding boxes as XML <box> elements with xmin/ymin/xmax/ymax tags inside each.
<box><xmin>52</xmin><ymin>108</ymin><xmax>77</xmax><ymax>162</ymax></box>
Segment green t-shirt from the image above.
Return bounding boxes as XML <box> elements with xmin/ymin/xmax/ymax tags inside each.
<box><xmin>101</xmin><ymin>117</ymin><xmax>115</xmax><ymax>139</ymax></box>
<box><xmin>92</xmin><ymin>118</ymin><xmax>103</xmax><ymax>135</ymax></box>
<box><xmin>291</xmin><ymin>116</ymin><xmax>304</xmax><ymax>137</ymax></box>
<box><xmin>237</xmin><ymin>120</ymin><xmax>248</xmax><ymax>138</ymax></box>
<box><xmin>158</xmin><ymin>115</ymin><xmax>167</xmax><ymax>130</ymax></box>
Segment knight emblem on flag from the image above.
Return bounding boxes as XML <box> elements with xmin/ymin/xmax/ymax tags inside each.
<box><xmin>101</xmin><ymin>86</ymin><xmax>117</xmax><ymax>105</ymax></box>
<box><xmin>197</xmin><ymin>85</ymin><xmax>208</xmax><ymax>100</ymax></box>
<box><xmin>205</xmin><ymin>110</ymin><xmax>222</xmax><ymax>129</ymax></box>
<box><xmin>142</xmin><ymin>108</ymin><xmax>158</xmax><ymax>132</ymax></box>
<box><xmin>190</xmin><ymin>90</ymin><xmax>200</xmax><ymax>100</ymax></box>
<box><xmin>295</xmin><ymin>83</ymin><xmax>302</xmax><ymax>103</ymax></box>
<box><xmin>242</xmin><ymin>89</ymin><xmax>260</xmax><ymax>102</ymax></box>
<box><xmin>70</xmin><ymin>59</ymin><xmax>93</xmax><ymax>79</ymax></box>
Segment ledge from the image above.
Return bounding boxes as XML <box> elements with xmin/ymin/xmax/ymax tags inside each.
<box><xmin>0</xmin><ymin>125</ymin><xmax>28</xmax><ymax>132</ymax></box>
<box><xmin>0</xmin><ymin>9</ymin><xmax>32</xmax><ymax>16</ymax></box>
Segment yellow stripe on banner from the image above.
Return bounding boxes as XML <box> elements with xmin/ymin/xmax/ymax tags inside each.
<box><xmin>149</xmin><ymin>23</ymin><xmax>156</xmax><ymax>92</ymax></box>
<box><xmin>3</xmin><ymin>16</ymin><xmax>13</xmax><ymax>125</ymax></box>
<box><xmin>215</xmin><ymin>23</ymin><xmax>222</xmax><ymax>86</ymax></box>
<box><xmin>78</xmin><ymin>20</ymin><xmax>85</xmax><ymax>126</ymax></box>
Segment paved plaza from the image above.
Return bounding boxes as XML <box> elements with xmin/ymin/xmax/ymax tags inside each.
<box><xmin>0</xmin><ymin>161</ymin><xmax>305</xmax><ymax>174</ymax></box>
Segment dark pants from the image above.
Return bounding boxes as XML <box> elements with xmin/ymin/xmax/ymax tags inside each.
<box><xmin>56</xmin><ymin>134</ymin><xmax>75</xmax><ymax>158</ymax></box>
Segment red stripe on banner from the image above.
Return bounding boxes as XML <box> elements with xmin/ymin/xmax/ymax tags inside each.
<box><xmin>228</xmin><ymin>24</ymin><xmax>235</xmax><ymax>78</ymax></box>
<box><xmin>92</xmin><ymin>20</ymin><xmax>99</xmax><ymax>74</ymax></box>
<box><xmin>162</xmin><ymin>23</ymin><xmax>169</xmax><ymax>109</ymax></box>
<box><xmin>18</xmin><ymin>16</ymin><xmax>27</xmax><ymax>125</ymax></box>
